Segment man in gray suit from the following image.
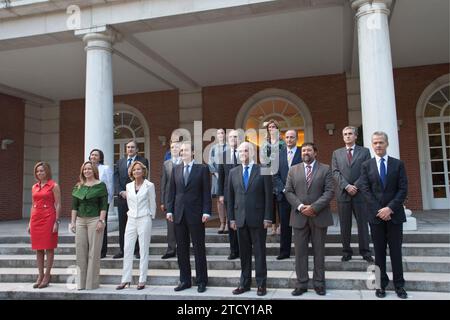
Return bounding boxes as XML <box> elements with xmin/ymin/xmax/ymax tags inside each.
<box><xmin>285</xmin><ymin>142</ymin><xmax>334</xmax><ymax>296</ymax></box>
<box><xmin>332</xmin><ymin>126</ymin><xmax>373</xmax><ymax>263</ymax></box>
<box><xmin>228</xmin><ymin>142</ymin><xmax>273</xmax><ymax>297</ymax></box>
<box><xmin>160</xmin><ymin>141</ymin><xmax>181</xmax><ymax>259</ymax></box>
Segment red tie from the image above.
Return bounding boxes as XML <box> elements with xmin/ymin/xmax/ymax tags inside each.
<box><xmin>306</xmin><ymin>165</ymin><xmax>312</xmax><ymax>188</ymax></box>
<box><xmin>347</xmin><ymin>148</ymin><xmax>353</xmax><ymax>165</ymax></box>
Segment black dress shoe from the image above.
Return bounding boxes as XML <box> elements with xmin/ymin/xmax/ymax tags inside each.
<box><xmin>232</xmin><ymin>287</ymin><xmax>250</xmax><ymax>295</ymax></box>
<box><xmin>161</xmin><ymin>252</ymin><xmax>176</xmax><ymax>259</ymax></box>
<box><xmin>375</xmin><ymin>288</ymin><xmax>386</xmax><ymax>298</ymax></box>
<box><xmin>257</xmin><ymin>286</ymin><xmax>267</xmax><ymax>296</ymax></box>
<box><xmin>276</xmin><ymin>254</ymin><xmax>290</xmax><ymax>260</ymax></box>
<box><xmin>197</xmin><ymin>284</ymin><xmax>206</xmax><ymax>293</ymax></box>
<box><xmin>363</xmin><ymin>255</ymin><xmax>374</xmax><ymax>263</ymax></box>
<box><xmin>314</xmin><ymin>287</ymin><xmax>326</xmax><ymax>296</ymax></box>
<box><xmin>395</xmin><ymin>287</ymin><xmax>408</xmax><ymax>299</ymax></box>
<box><xmin>174</xmin><ymin>282</ymin><xmax>191</xmax><ymax>292</ymax></box>
<box><xmin>113</xmin><ymin>252</ymin><xmax>124</xmax><ymax>259</ymax></box>
<box><xmin>291</xmin><ymin>288</ymin><xmax>308</xmax><ymax>296</ymax></box>
<box><xmin>227</xmin><ymin>253</ymin><xmax>239</xmax><ymax>260</ymax></box>
<box><xmin>341</xmin><ymin>255</ymin><xmax>352</xmax><ymax>262</ymax></box>
<box><xmin>100</xmin><ymin>253</ymin><xmax>107</xmax><ymax>259</ymax></box>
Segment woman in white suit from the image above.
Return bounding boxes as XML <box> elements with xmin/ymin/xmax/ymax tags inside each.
<box><xmin>116</xmin><ymin>161</ymin><xmax>156</xmax><ymax>290</ymax></box>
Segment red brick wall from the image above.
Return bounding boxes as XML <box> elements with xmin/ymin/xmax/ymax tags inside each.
<box><xmin>203</xmin><ymin>74</ymin><xmax>349</xmax><ymax>212</ymax></box>
<box><xmin>0</xmin><ymin>94</ymin><xmax>24</xmax><ymax>220</ymax></box>
<box><xmin>59</xmin><ymin>99</ymin><xmax>85</xmax><ymax>217</ymax></box>
<box><xmin>203</xmin><ymin>74</ymin><xmax>349</xmax><ymax>166</ymax></box>
<box><xmin>394</xmin><ymin>63</ymin><xmax>450</xmax><ymax>210</ymax></box>
<box><xmin>59</xmin><ymin>90</ymin><xmax>179</xmax><ymax>217</ymax></box>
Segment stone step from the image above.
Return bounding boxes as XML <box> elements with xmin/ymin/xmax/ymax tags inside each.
<box><xmin>0</xmin><ymin>243</ymin><xmax>448</xmax><ymax>256</ymax></box>
<box><xmin>0</xmin><ymin>255</ymin><xmax>449</xmax><ymax>273</ymax></box>
<box><xmin>1</xmin><ymin>233</ymin><xmax>448</xmax><ymax>244</ymax></box>
<box><xmin>0</xmin><ymin>268</ymin><xmax>448</xmax><ymax>292</ymax></box>
<box><xmin>1</xmin><ymin>283</ymin><xmax>449</xmax><ymax>300</ymax></box>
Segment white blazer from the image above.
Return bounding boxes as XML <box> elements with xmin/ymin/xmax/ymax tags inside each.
<box><xmin>98</xmin><ymin>164</ymin><xmax>114</xmax><ymax>204</ymax></box>
<box><xmin>126</xmin><ymin>179</ymin><xmax>156</xmax><ymax>219</ymax></box>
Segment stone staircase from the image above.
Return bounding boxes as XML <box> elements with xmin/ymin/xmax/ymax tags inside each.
<box><xmin>0</xmin><ymin>232</ymin><xmax>449</xmax><ymax>300</ymax></box>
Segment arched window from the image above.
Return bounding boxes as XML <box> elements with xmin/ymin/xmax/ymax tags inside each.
<box><xmin>236</xmin><ymin>88</ymin><xmax>313</xmax><ymax>146</ymax></box>
<box><xmin>113</xmin><ymin>105</ymin><xmax>149</xmax><ymax>164</ymax></box>
<box><xmin>416</xmin><ymin>77</ymin><xmax>450</xmax><ymax>209</ymax></box>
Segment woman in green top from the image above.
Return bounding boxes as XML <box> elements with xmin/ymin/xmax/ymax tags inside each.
<box><xmin>70</xmin><ymin>161</ymin><xmax>108</xmax><ymax>290</ymax></box>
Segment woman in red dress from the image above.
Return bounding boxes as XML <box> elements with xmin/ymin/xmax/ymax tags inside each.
<box><xmin>27</xmin><ymin>162</ymin><xmax>61</xmax><ymax>289</ymax></box>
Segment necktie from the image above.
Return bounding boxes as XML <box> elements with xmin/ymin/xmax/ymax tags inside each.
<box><xmin>127</xmin><ymin>158</ymin><xmax>132</xmax><ymax>168</ymax></box>
<box><xmin>288</xmin><ymin>150</ymin><xmax>294</xmax><ymax>167</ymax></box>
<box><xmin>347</xmin><ymin>148</ymin><xmax>353</xmax><ymax>165</ymax></box>
<box><xmin>379</xmin><ymin>158</ymin><xmax>386</xmax><ymax>188</ymax></box>
<box><xmin>243</xmin><ymin>166</ymin><xmax>249</xmax><ymax>190</ymax></box>
<box><xmin>184</xmin><ymin>165</ymin><xmax>190</xmax><ymax>186</ymax></box>
<box><xmin>233</xmin><ymin>149</ymin><xmax>237</xmax><ymax>165</ymax></box>
<box><xmin>306</xmin><ymin>165</ymin><xmax>312</xmax><ymax>188</ymax></box>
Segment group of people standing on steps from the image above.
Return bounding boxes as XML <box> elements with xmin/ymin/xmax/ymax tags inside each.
<box><xmin>27</xmin><ymin>121</ymin><xmax>408</xmax><ymax>299</ymax></box>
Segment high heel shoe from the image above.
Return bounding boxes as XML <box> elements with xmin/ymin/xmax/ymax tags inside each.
<box><xmin>33</xmin><ymin>276</ymin><xmax>43</xmax><ymax>289</ymax></box>
<box><xmin>38</xmin><ymin>275</ymin><xmax>50</xmax><ymax>289</ymax></box>
<box><xmin>116</xmin><ymin>282</ymin><xmax>130</xmax><ymax>290</ymax></box>
<box><xmin>217</xmin><ymin>223</ymin><xmax>225</xmax><ymax>234</ymax></box>
<box><xmin>137</xmin><ymin>283</ymin><xmax>146</xmax><ymax>290</ymax></box>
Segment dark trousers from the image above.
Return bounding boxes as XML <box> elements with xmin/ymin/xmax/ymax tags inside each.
<box><xmin>118</xmin><ymin>197</ymin><xmax>139</xmax><ymax>254</ymax></box>
<box><xmin>224</xmin><ymin>202</ymin><xmax>239</xmax><ymax>257</ymax></box>
<box><xmin>237</xmin><ymin>224</ymin><xmax>267</xmax><ymax>288</ymax></box>
<box><xmin>277</xmin><ymin>199</ymin><xmax>292</xmax><ymax>256</ymax></box>
<box><xmin>293</xmin><ymin>220</ymin><xmax>328</xmax><ymax>289</ymax></box>
<box><xmin>101</xmin><ymin>204</ymin><xmax>109</xmax><ymax>256</ymax></box>
<box><xmin>370</xmin><ymin>221</ymin><xmax>404</xmax><ymax>289</ymax></box>
<box><xmin>174</xmin><ymin>215</ymin><xmax>208</xmax><ymax>286</ymax></box>
<box><xmin>337</xmin><ymin>200</ymin><xmax>371</xmax><ymax>257</ymax></box>
<box><xmin>165</xmin><ymin>219</ymin><xmax>176</xmax><ymax>255</ymax></box>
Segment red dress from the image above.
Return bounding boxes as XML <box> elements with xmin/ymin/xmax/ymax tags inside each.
<box><xmin>30</xmin><ymin>180</ymin><xmax>58</xmax><ymax>250</ymax></box>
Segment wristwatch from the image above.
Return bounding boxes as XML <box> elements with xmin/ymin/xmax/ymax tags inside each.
<box><xmin>99</xmin><ymin>219</ymin><xmax>106</xmax><ymax>225</ymax></box>
<box><xmin>55</xmin><ymin>219</ymin><xmax>61</xmax><ymax>225</ymax></box>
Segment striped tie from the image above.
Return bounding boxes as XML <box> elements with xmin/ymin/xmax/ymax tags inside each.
<box><xmin>306</xmin><ymin>165</ymin><xmax>312</xmax><ymax>188</ymax></box>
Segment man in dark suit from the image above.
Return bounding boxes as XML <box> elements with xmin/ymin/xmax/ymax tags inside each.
<box><xmin>114</xmin><ymin>139</ymin><xmax>149</xmax><ymax>259</ymax></box>
<box><xmin>285</xmin><ymin>142</ymin><xmax>334</xmax><ymax>296</ymax></box>
<box><xmin>332</xmin><ymin>126</ymin><xmax>373</xmax><ymax>263</ymax></box>
<box><xmin>228</xmin><ymin>142</ymin><xmax>273</xmax><ymax>297</ymax></box>
<box><xmin>359</xmin><ymin>131</ymin><xmax>408</xmax><ymax>299</ymax></box>
<box><xmin>218</xmin><ymin>129</ymin><xmax>241</xmax><ymax>260</ymax></box>
<box><xmin>273</xmin><ymin>129</ymin><xmax>302</xmax><ymax>260</ymax></box>
<box><xmin>160</xmin><ymin>141</ymin><xmax>181</xmax><ymax>259</ymax></box>
<box><xmin>167</xmin><ymin>141</ymin><xmax>212</xmax><ymax>293</ymax></box>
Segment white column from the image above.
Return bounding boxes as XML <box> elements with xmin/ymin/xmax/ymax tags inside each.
<box><xmin>82</xmin><ymin>30</ymin><xmax>116</xmax><ymax>167</ymax></box>
<box><xmin>351</xmin><ymin>0</ymin><xmax>400</xmax><ymax>158</ymax></box>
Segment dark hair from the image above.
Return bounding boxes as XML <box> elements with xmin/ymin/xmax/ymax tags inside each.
<box><xmin>89</xmin><ymin>149</ymin><xmax>104</xmax><ymax>165</ymax></box>
<box><xmin>301</xmin><ymin>142</ymin><xmax>318</xmax><ymax>152</ymax></box>
<box><xmin>34</xmin><ymin>162</ymin><xmax>52</xmax><ymax>181</ymax></box>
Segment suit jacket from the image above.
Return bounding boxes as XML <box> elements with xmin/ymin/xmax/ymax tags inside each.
<box><xmin>332</xmin><ymin>145</ymin><xmax>371</xmax><ymax>202</ymax></box>
<box><xmin>167</xmin><ymin>163</ymin><xmax>212</xmax><ymax>225</ymax></box>
<box><xmin>227</xmin><ymin>164</ymin><xmax>273</xmax><ymax>228</ymax></box>
<box><xmin>359</xmin><ymin>156</ymin><xmax>408</xmax><ymax>225</ymax></box>
<box><xmin>273</xmin><ymin>146</ymin><xmax>302</xmax><ymax>201</ymax></box>
<box><xmin>126</xmin><ymin>179</ymin><xmax>156</xmax><ymax>219</ymax></box>
<box><xmin>114</xmin><ymin>155</ymin><xmax>149</xmax><ymax>195</ymax></box>
<box><xmin>160</xmin><ymin>159</ymin><xmax>177</xmax><ymax>208</ymax></box>
<box><xmin>284</xmin><ymin>162</ymin><xmax>335</xmax><ymax>228</ymax></box>
<box><xmin>217</xmin><ymin>146</ymin><xmax>240</xmax><ymax>202</ymax></box>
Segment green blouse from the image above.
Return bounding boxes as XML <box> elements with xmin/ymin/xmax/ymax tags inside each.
<box><xmin>72</xmin><ymin>182</ymin><xmax>108</xmax><ymax>217</ymax></box>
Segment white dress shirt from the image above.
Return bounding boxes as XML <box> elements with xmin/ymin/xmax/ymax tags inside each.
<box><xmin>297</xmin><ymin>160</ymin><xmax>316</xmax><ymax>212</ymax></box>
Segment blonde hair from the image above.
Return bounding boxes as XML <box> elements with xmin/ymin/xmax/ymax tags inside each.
<box><xmin>34</xmin><ymin>162</ymin><xmax>52</xmax><ymax>181</ymax></box>
<box><xmin>77</xmin><ymin>161</ymin><xmax>99</xmax><ymax>188</ymax></box>
<box><xmin>128</xmin><ymin>161</ymin><xmax>148</xmax><ymax>180</ymax></box>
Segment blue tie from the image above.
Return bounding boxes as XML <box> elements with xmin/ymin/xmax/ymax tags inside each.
<box><xmin>243</xmin><ymin>166</ymin><xmax>249</xmax><ymax>190</ymax></box>
<box><xmin>379</xmin><ymin>158</ymin><xmax>386</xmax><ymax>188</ymax></box>
<box><xmin>127</xmin><ymin>158</ymin><xmax>132</xmax><ymax>168</ymax></box>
